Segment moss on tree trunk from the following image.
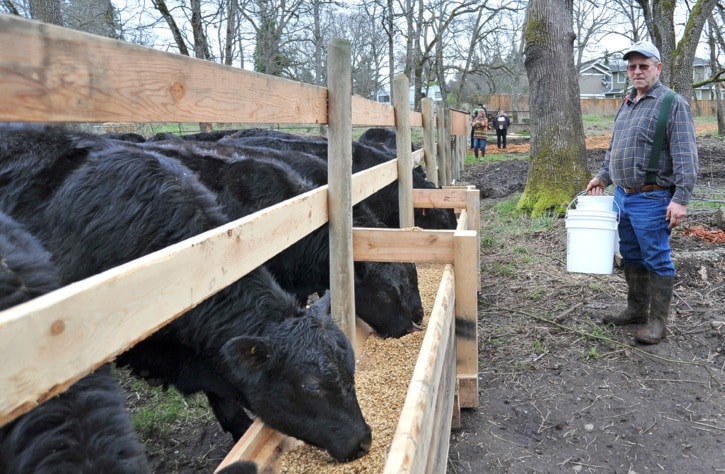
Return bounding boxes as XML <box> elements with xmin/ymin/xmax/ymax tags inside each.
<box><xmin>520</xmin><ymin>0</ymin><xmax>590</xmax><ymax>217</ymax></box>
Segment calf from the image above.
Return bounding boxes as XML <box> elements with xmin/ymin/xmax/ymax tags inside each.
<box><xmin>0</xmin><ymin>211</ymin><xmax>150</xmax><ymax>474</ymax></box>
<box><xmin>137</xmin><ymin>138</ymin><xmax>423</xmax><ymax>336</ymax></box>
<box><xmin>0</xmin><ymin>126</ymin><xmax>371</xmax><ymax>462</ymax></box>
<box><xmin>219</xmin><ymin>132</ymin><xmax>458</xmax><ymax>230</ymax></box>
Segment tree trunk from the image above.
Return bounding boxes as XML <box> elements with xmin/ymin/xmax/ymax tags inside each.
<box><xmin>152</xmin><ymin>0</ymin><xmax>190</xmax><ymax>56</ymax></box>
<box><xmin>190</xmin><ymin>0</ymin><xmax>212</xmax><ymax>132</ymax></box>
<box><xmin>637</xmin><ymin>0</ymin><xmax>716</xmax><ymax>101</ymax></box>
<box><xmin>519</xmin><ymin>0</ymin><xmax>589</xmax><ymax>216</ymax></box>
<box><xmin>224</xmin><ymin>0</ymin><xmax>237</xmax><ymax>66</ymax></box>
<box><xmin>30</xmin><ymin>0</ymin><xmax>63</xmax><ymax>25</ymax></box>
<box><xmin>386</xmin><ymin>0</ymin><xmax>395</xmax><ymax>104</ymax></box>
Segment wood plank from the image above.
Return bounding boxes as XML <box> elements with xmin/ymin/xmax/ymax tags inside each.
<box><xmin>383</xmin><ymin>264</ymin><xmax>455</xmax><ymax>473</ymax></box>
<box><xmin>411</xmin><ymin>148</ymin><xmax>425</xmax><ymax>167</ymax></box>
<box><xmin>429</xmin><ymin>316</ymin><xmax>456</xmax><ymax>473</ymax></box>
<box><xmin>422</xmin><ymin>98</ymin><xmax>438</xmax><ymax>186</ymax></box>
<box><xmin>450</xmin><ymin>109</ymin><xmax>469</xmax><ymax>136</ymax></box>
<box><xmin>0</xmin><ymin>187</ymin><xmax>329</xmax><ymax>426</ymax></box>
<box><xmin>352</xmin><ymin>228</ymin><xmax>455</xmax><ymax>263</ymax></box>
<box><xmin>0</xmin><ymin>15</ymin><xmax>327</xmax><ymax>124</ymax></box>
<box><xmin>327</xmin><ymin>39</ymin><xmax>356</xmax><ymax>346</ymax></box>
<box><xmin>410</xmin><ymin>111</ymin><xmax>423</xmax><ymax>128</ymax></box>
<box><xmin>394</xmin><ymin>74</ymin><xmax>414</xmax><ymax>228</ymax></box>
<box><xmin>215</xmin><ymin>419</ymin><xmax>301</xmax><ymax>473</ymax></box>
<box><xmin>451</xmin><ymin>380</ymin><xmax>461</xmax><ymax>430</ymax></box>
<box><xmin>412</xmin><ymin>188</ymin><xmax>470</xmax><ymax>209</ymax></box>
<box><xmin>351</xmin><ymin>95</ymin><xmax>395</xmax><ymax>127</ymax></box>
<box><xmin>350</xmin><ymin>160</ymin><xmax>398</xmax><ymax>206</ymax></box>
<box><xmin>454</xmin><ymin>229</ymin><xmax>479</xmax><ymax>408</ymax></box>
<box><xmin>436</xmin><ymin>105</ymin><xmax>448</xmax><ymax>185</ymax></box>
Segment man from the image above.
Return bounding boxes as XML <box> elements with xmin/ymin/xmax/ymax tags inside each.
<box><xmin>470</xmin><ymin>103</ymin><xmax>485</xmax><ymax>149</ymax></box>
<box><xmin>471</xmin><ymin>109</ymin><xmax>488</xmax><ymax>160</ymax></box>
<box><xmin>494</xmin><ymin>110</ymin><xmax>510</xmax><ymax>149</ymax></box>
<box><xmin>586</xmin><ymin>40</ymin><xmax>699</xmax><ymax>344</ymax></box>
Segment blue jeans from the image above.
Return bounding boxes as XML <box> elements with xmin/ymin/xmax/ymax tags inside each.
<box><xmin>473</xmin><ymin>138</ymin><xmax>487</xmax><ymax>155</ymax></box>
<box><xmin>614</xmin><ymin>186</ymin><xmax>675</xmax><ymax>276</ymax></box>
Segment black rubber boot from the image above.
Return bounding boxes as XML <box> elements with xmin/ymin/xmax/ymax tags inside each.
<box><xmin>635</xmin><ymin>273</ymin><xmax>673</xmax><ymax>344</ymax></box>
<box><xmin>603</xmin><ymin>266</ymin><xmax>649</xmax><ymax>325</ymax></box>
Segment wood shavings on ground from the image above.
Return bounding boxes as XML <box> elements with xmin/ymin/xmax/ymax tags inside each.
<box><xmin>277</xmin><ymin>263</ymin><xmax>445</xmax><ymax>473</ymax></box>
<box><xmin>682</xmin><ymin>225</ymin><xmax>725</xmax><ymax>243</ymax></box>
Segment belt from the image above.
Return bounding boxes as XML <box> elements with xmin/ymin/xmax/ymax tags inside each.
<box><xmin>622</xmin><ymin>184</ymin><xmax>668</xmax><ymax>194</ymax></box>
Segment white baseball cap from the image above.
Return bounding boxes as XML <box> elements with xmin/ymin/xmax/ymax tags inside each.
<box><xmin>623</xmin><ymin>41</ymin><xmax>661</xmax><ymax>61</ymax></box>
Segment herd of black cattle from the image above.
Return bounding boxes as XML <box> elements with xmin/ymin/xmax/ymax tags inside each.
<box><xmin>0</xmin><ymin>124</ymin><xmax>457</xmax><ymax>473</ymax></box>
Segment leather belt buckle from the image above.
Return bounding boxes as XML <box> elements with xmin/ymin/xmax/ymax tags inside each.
<box><xmin>622</xmin><ymin>184</ymin><xmax>666</xmax><ymax>194</ymax></box>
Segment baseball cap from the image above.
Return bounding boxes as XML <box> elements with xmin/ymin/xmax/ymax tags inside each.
<box><xmin>623</xmin><ymin>41</ymin><xmax>660</xmax><ymax>61</ymax></box>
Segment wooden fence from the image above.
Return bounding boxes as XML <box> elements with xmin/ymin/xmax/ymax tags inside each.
<box><xmin>486</xmin><ymin>94</ymin><xmax>722</xmax><ymax>125</ymax></box>
<box><xmin>0</xmin><ymin>14</ymin><xmax>479</xmax><ymax>472</ymax></box>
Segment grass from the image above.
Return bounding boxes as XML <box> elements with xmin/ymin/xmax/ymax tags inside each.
<box><xmin>480</xmin><ymin>194</ymin><xmax>559</xmax><ymax>240</ymax></box>
<box><xmin>120</xmin><ymin>371</ymin><xmax>215</xmax><ymax>441</ymax></box>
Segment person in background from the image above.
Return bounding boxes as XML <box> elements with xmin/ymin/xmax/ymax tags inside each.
<box><xmin>470</xmin><ymin>109</ymin><xmax>476</xmax><ymax>150</ymax></box>
<box><xmin>585</xmin><ymin>40</ymin><xmax>698</xmax><ymax>345</ymax></box>
<box><xmin>494</xmin><ymin>110</ymin><xmax>510</xmax><ymax>149</ymax></box>
<box><xmin>471</xmin><ymin>109</ymin><xmax>488</xmax><ymax>160</ymax></box>
<box><xmin>470</xmin><ymin>104</ymin><xmax>485</xmax><ymax>149</ymax></box>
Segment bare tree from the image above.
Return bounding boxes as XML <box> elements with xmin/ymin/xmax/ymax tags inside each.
<box><xmin>636</xmin><ymin>0</ymin><xmax>717</xmax><ymax>99</ymax></box>
<box><xmin>2</xmin><ymin>0</ymin><xmax>24</xmax><ymax>16</ymax></box>
<box><xmin>572</xmin><ymin>0</ymin><xmax>623</xmax><ymax>67</ymax></box>
<box><xmin>520</xmin><ymin>0</ymin><xmax>590</xmax><ymax>216</ymax></box>
<box><xmin>224</xmin><ymin>0</ymin><xmax>238</xmax><ymax>66</ymax></box>
<box><xmin>29</xmin><ymin>0</ymin><xmax>62</xmax><ymax>25</ymax></box>
<box><xmin>241</xmin><ymin>0</ymin><xmax>310</xmax><ymax>75</ymax></box>
<box><xmin>600</xmin><ymin>0</ymin><xmax>647</xmax><ymax>52</ymax></box>
<box><xmin>152</xmin><ymin>0</ymin><xmax>190</xmax><ymax>56</ymax></box>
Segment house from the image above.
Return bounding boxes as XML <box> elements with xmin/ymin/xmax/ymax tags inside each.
<box><xmin>578</xmin><ymin>57</ymin><xmax>718</xmax><ymax>99</ymax></box>
<box><xmin>376</xmin><ymin>84</ymin><xmax>444</xmax><ymax>108</ymax></box>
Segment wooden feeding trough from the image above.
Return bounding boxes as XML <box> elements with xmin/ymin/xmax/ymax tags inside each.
<box><xmin>0</xmin><ymin>15</ymin><xmax>479</xmax><ymax>473</ymax></box>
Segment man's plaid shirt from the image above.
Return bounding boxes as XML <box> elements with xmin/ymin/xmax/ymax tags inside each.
<box><xmin>595</xmin><ymin>81</ymin><xmax>699</xmax><ymax>205</ymax></box>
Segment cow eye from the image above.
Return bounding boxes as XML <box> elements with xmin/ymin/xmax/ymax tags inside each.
<box><xmin>301</xmin><ymin>381</ymin><xmax>321</xmax><ymax>395</ymax></box>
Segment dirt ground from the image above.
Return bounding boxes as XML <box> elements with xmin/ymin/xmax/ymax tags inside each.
<box><xmin>448</xmin><ymin>130</ymin><xmax>725</xmax><ymax>473</ymax></box>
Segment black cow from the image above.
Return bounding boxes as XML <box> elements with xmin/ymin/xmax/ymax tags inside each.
<box><xmin>0</xmin><ymin>211</ymin><xmax>151</xmax><ymax>474</ymax></box>
<box><xmin>0</xmin><ymin>126</ymin><xmax>371</xmax><ymax>462</ymax></box>
<box><xmin>357</xmin><ymin>126</ymin><xmax>402</xmax><ymax>157</ymax></box>
<box><xmin>218</xmin><ymin>132</ymin><xmax>458</xmax><ymax>230</ymax></box>
<box><xmin>134</xmin><ymin>138</ymin><xmax>424</xmax><ymax>336</ymax></box>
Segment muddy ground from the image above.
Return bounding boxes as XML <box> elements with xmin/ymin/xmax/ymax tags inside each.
<box><xmin>448</xmin><ymin>133</ymin><xmax>725</xmax><ymax>473</ymax></box>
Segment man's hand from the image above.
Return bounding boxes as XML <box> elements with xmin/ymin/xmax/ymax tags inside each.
<box><xmin>586</xmin><ymin>177</ymin><xmax>605</xmax><ymax>196</ymax></box>
<box><xmin>666</xmin><ymin>201</ymin><xmax>687</xmax><ymax>229</ymax></box>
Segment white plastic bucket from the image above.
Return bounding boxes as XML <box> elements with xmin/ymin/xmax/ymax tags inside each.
<box><xmin>565</xmin><ymin>208</ymin><xmax>619</xmax><ymax>274</ymax></box>
<box><xmin>575</xmin><ymin>195</ymin><xmax>614</xmax><ymax>212</ymax></box>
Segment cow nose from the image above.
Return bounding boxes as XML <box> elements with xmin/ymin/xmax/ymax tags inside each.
<box><xmin>355</xmin><ymin>426</ymin><xmax>373</xmax><ymax>458</ymax></box>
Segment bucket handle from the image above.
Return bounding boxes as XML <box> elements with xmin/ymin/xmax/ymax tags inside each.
<box><xmin>567</xmin><ymin>191</ymin><xmax>620</xmax><ymax>218</ymax></box>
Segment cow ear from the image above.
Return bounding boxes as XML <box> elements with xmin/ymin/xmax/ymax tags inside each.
<box><xmin>308</xmin><ymin>290</ymin><xmax>331</xmax><ymax>317</ymax></box>
<box><xmin>222</xmin><ymin>335</ymin><xmax>272</xmax><ymax>368</ymax></box>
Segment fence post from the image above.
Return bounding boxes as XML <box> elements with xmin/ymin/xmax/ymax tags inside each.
<box><xmin>421</xmin><ymin>97</ymin><xmax>437</xmax><ymax>186</ymax></box>
<box><xmin>393</xmin><ymin>74</ymin><xmax>414</xmax><ymax>228</ymax></box>
<box><xmin>454</xmin><ymin>229</ymin><xmax>479</xmax><ymax>408</ymax></box>
<box><xmin>327</xmin><ymin>39</ymin><xmax>356</xmax><ymax>347</ymax></box>
<box><xmin>436</xmin><ymin>103</ymin><xmax>448</xmax><ymax>185</ymax></box>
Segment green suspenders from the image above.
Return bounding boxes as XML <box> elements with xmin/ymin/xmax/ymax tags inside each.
<box><xmin>646</xmin><ymin>90</ymin><xmax>676</xmax><ymax>185</ymax></box>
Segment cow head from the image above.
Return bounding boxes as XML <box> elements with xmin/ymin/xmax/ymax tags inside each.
<box><xmin>220</xmin><ymin>303</ymin><xmax>372</xmax><ymax>462</ymax></box>
<box><xmin>353</xmin><ymin>261</ymin><xmax>423</xmax><ymax>337</ymax></box>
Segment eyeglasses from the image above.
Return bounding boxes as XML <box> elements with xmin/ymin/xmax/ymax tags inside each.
<box><xmin>627</xmin><ymin>63</ymin><xmax>654</xmax><ymax>72</ymax></box>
